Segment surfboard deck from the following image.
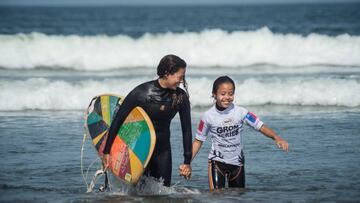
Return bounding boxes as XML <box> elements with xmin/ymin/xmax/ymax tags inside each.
<box><xmin>84</xmin><ymin>94</ymin><xmax>156</xmax><ymax>185</ymax></box>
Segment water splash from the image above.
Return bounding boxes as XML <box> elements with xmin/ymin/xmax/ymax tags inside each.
<box><xmin>109</xmin><ymin>176</ymin><xmax>200</xmax><ymax>196</ymax></box>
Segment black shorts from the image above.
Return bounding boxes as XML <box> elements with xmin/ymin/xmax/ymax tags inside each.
<box><xmin>208</xmin><ymin>160</ymin><xmax>245</xmax><ymax>190</ymax></box>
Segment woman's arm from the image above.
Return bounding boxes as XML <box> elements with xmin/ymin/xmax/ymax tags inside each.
<box><xmin>179</xmin><ymin>92</ymin><xmax>193</xmax><ymax>165</ymax></box>
<box><xmin>259</xmin><ymin>124</ymin><xmax>289</xmax><ymax>152</ymax></box>
<box><xmin>178</xmin><ymin>92</ymin><xmax>193</xmax><ymax>179</ymax></box>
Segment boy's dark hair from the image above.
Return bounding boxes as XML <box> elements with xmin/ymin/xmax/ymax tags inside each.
<box><xmin>157</xmin><ymin>54</ymin><xmax>187</xmax><ymax>77</ymax></box>
<box><xmin>212</xmin><ymin>76</ymin><xmax>235</xmax><ymax>95</ymax></box>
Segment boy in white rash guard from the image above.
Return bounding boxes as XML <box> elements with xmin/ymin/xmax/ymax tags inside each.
<box><xmin>187</xmin><ymin>76</ymin><xmax>289</xmax><ymax>190</ymax></box>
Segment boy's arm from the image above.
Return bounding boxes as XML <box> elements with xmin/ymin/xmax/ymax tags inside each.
<box><xmin>191</xmin><ymin>139</ymin><xmax>203</xmax><ymax>161</ymax></box>
<box><xmin>259</xmin><ymin>124</ymin><xmax>289</xmax><ymax>152</ymax></box>
<box><xmin>179</xmin><ymin>139</ymin><xmax>203</xmax><ymax>179</ymax></box>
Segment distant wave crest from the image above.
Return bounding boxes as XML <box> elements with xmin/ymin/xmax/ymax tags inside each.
<box><xmin>0</xmin><ymin>27</ymin><xmax>360</xmax><ymax>70</ymax></box>
<box><xmin>0</xmin><ymin>77</ymin><xmax>359</xmax><ymax>111</ymax></box>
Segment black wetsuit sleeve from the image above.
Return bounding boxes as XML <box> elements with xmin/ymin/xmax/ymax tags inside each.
<box><xmin>103</xmin><ymin>90</ymin><xmax>139</xmax><ymax>154</ymax></box>
<box><xmin>179</xmin><ymin>93</ymin><xmax>193</xmax><ymax>164</ymax></box>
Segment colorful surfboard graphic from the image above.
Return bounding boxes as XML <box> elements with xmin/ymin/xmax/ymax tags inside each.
<box><xmin>85</xmin><ymin>94</ymin><xmax>156</xmax><ymax>185</ymax></box>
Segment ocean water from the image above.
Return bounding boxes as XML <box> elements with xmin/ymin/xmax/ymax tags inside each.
<box><xmin>0</xmin><ymin>3</ymin><xmax>360</xmax><ymax>202</ymax></box>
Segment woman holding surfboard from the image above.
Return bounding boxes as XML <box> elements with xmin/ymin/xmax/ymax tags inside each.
<box><xmin>102</xmin><ymin>54</ymin><xmax>192</xmax><ymax>186</ymax></box>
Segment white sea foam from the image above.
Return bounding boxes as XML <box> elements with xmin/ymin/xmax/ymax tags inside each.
<box><xmin>0</xmin><ymin>77</ymin><xmax>359</xmax><ymax>111</ymax></box>
<box><xmin>107</xmin><ymin>176</ymin><xmax>200</xmax><ymax>196</ymax></box>
<box><xmin>0</xmin><ymin>28</ymin><xmax>359</xmax><ymax>70</ymax></box>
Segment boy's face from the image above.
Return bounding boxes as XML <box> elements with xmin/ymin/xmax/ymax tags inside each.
<box><xmin>214</xmin><ymin>82</ymin><xmax>234</xmax><ymax>109</ymax></box>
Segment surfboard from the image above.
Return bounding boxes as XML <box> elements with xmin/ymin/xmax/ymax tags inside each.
<box><xmin>84</xmin><ymin>94</ymin><xmax>156</xmax><ymax>185</ymax></box>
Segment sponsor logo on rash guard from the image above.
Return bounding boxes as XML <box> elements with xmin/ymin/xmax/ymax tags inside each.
<box><xmin>216</xmin><ymin>125</ymin><xmax>239</xmax><ymax>137</ymax></box>
<box><xmin>218</xmin><ymin>143</ymin><xmax>241</xmax><ymax>148</ymax></box>
<box><xmin>197</xmin><ymin>120</ymin><xmax>205</xmax><ymax>133</ymax></box>
<box><xmin>246</xmin><ymin>112</ymin><xmax>258</xmax><ymax>124</ymax></box>
<box><xmin>222</xmin><ymin>118</ymin><xmax>233</xmax><ymax>126</ymax></box>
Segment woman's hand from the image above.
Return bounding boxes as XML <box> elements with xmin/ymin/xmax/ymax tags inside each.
<box><xmin>102</xmin><ymin>154</ymin><xmax>110</xmax><ymax>170</ymax></box>
<box><xmin>179</xmin><ymin>164</ymin><xmax>192</xmax><ymax>179</ymax></box>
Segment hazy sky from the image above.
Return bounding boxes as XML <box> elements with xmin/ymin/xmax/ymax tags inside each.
<box><xmin>0</xmin><ymin>0</ymin><xmax>359</xmax><ymax>6</ymax></box>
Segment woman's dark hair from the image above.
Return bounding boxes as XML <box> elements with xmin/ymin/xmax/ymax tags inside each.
<box><xmin>157</xmin><ymin>54</ymin><xmax>187</xmax><ymax>77</ymax></box>
<box><xmin>157</xmin><ymin>54</ymin><xmax>190</xmax><ymax>98</ymax></box>
<box><xmin>212</xmin><ymin>76</ymin><xmax>235</xmax><ymax>95</ymax></box>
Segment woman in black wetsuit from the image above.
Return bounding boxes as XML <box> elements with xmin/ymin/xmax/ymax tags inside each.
<box><xmin>102</xmin><ymin>54</ymin><xmax>192</xmax><ymax>186</ymax></box>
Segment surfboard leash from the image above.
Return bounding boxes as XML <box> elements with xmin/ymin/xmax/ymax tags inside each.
<box><xmin>87</xmin><ymin>168</ymin><xmax>112</xmax><ymax>192</ymax></box>
<box><xmin>81</xmin><ymin>132</ymin><xmax>112</xmax><ymax>193</ymax></box>
<box><xmin>80</xmin><ymin>132</ymin><xmax>90</xmax><ymax>190</ymax></box>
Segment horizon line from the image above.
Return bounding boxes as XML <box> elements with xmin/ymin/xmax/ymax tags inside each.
<box><xmin>0</xmin><ymin>0</ymin><xmax>359</xmax><ymax>7</ymax></box>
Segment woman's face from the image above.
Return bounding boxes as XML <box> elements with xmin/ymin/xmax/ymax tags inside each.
<box><xmin>164</xmin><ymin>67</ymin><xmax>186</xmax><ymax>90</ymax></box>
<box><xmin>213</xmin><ymin>82</ymin><xmax>234</xmax><ymax>109</ymax></box>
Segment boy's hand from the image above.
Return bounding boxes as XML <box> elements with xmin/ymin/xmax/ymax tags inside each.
<box><xmin>275</xmin><ymin>139</ymin><xmax>289</xmax><ymax>152</ymax></box>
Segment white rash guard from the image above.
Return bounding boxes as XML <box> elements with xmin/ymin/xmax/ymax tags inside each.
<box><xmin>196</xmin><ymin>103</ymin><xmax>264</xmax><ymax>166</ymax></box>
